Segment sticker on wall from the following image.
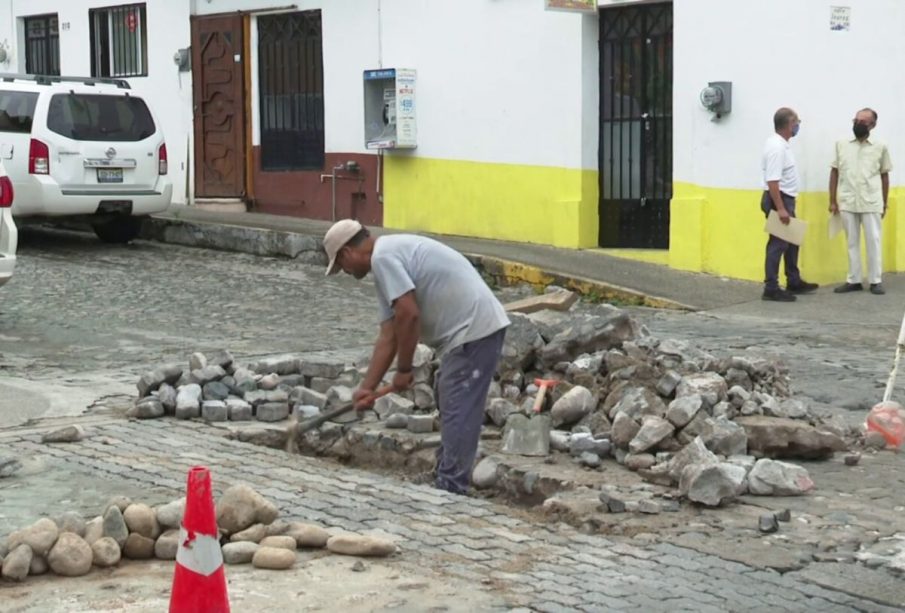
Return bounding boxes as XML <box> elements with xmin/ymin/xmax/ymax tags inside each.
<box><xmin>830</xmin><ymin>6</ymin><xmax>851</xmax><ymax>31</ymax></box>
<box><xmin>545</xmin><ymin>0</ymin><xmax>597</xmax><ymax>13</ymax></box>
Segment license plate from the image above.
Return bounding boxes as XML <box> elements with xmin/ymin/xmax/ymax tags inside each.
<box><xmin>97</xmin><ymin>168</ymin><xmax>123</xmax><ymax>183</ymax></box>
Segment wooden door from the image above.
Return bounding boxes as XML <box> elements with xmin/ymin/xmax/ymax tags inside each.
<box><xmin>191</xmin><ymin>15</ymin><xmax>246</xmax><ymax>198</ymax></box>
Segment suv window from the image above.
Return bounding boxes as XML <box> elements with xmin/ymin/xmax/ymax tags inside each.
<box><xmin>46</xmin><ymin>93</ymin><xmax>155</xmax><ymax>141</ymax></box>
<box><xmin>0</xmin><ymin>90</ymin><xmax>38</xmax><ymax>133</ymax></box>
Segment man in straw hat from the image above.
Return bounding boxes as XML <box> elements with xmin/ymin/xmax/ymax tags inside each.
<box><xmin>323</xmin><ymin>220</ymin><xmax>510</xmax><ymax>494</ymax></box>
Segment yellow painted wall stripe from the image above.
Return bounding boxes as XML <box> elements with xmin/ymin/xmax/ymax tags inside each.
<box><xmin>383</xmin><ymin>156</ymin><xmax>599</xmax><ymax>249</ymax></box>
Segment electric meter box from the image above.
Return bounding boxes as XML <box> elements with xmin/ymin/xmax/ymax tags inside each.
<box><xmin>363</xmin><ymin>68</ymin><xmax>416</xmax><ymax>150</ymax></box>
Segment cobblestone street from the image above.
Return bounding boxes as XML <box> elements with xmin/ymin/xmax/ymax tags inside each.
<box><xmin>2</xmin><ymin>229</ymin><xmax>905</xmax><ymax>611</ymax></box>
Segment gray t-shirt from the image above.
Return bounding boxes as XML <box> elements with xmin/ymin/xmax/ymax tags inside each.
<box><xmin>371</xmin><ymin>234</ymin><xmax>510</xmax><ymax>357</ymax></box>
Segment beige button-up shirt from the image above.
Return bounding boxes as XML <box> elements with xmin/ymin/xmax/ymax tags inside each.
<box><xmin>832</xmin><ymin>138</ymin><xmax>893</xmax><ymax>214</ymax></box>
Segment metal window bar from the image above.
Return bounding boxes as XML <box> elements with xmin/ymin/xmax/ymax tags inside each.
<box><xmin>258</xmin><ymin>10</ymin><xmax>324</xmax><ymax>170</ymax></box>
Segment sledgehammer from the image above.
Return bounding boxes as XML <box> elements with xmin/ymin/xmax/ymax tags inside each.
<box><xmin>294</xmin><ymin>385</ymin><xmax>394</xmax><ymax>436</ymax></box>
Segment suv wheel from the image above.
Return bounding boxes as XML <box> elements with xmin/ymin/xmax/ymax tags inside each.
<box><xmin>92</xmin><ymin>216</ymin><xmax>144</xmax><ymax>244</ymax></box>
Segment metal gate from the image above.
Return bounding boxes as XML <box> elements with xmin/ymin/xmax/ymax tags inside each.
<box><xmin>598</xmin><ymin>3</ymin><xmax>673</xmax><ymax>248</ymax></box>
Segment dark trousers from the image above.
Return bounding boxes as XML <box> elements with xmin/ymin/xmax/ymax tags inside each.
<box><xmin>762</xmin><ymin>191</ymin><xmax>801</xmax><ymax>291</ymax></box>
<box><xmin>432</xmin><ymin>328</ymin><xmax>506</xmax><ymax>495</ymax></box>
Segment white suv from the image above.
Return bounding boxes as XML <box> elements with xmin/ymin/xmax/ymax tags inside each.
<box><xmin>0</xmin><ymin>160</ymin><xmax>17</xmax><ymax>287</ymax></box>
<box><xmin>0</xmin><ymin>74</ymin><xmax>172</xmax><ymax>243</ymax></box>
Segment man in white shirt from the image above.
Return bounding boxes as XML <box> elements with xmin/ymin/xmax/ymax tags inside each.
<box><xmin>323</xmin><ymin>219</ymin><xmax>510</xmax><ymax>495</ymax></box>
<box><xmin>761</xmin><ymin>107</ymin><xmax>819</xmax><ymax>302</ymax></box>
<box><xmin>829</xmin><ymin>108</ymin><xmax>893</xmax><ymax>295</ymax></box>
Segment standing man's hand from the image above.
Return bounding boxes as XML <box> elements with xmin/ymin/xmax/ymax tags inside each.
<box><xmin>391</xmin><ymin>370</ymin><xmax>414</xmax><ymax>392</ymax></box>
<box><xmin>829</xmin><ymin>201</ymin><xmax>839</xmax><ymax>215</ymax></box>
<box><xmin>883</xmin><ymin>203</ymin><xmax>888</xmax><ymax>219</ymax></box>
<box><xmin>777</xmin><ymin>208</ymin><xmax>791</xmax><ymax>225</ymax></box>
<box><xmin>353</xmin><ymin>387</ymin><xmax>376</xmax><ymax>412</ymax></box>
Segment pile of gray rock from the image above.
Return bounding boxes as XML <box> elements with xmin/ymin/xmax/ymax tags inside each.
<box><xmin>131</xmin><ymin>303</ymin><xmax>852</xmax><ymax>511</ymax></box>
<box><xmin>132</xmin><ymin>348</ymin><xmax>439</xmax><ymax>436</ymax></box>
<box><xmin>0</xmin><ymin>484</ymin><xmax>396</xmax><ymax>582</ymax></box>
<box><xmin>471</xmin><ymin>305</ymin><xmax>849</xmax><ymax>508</ymax></box>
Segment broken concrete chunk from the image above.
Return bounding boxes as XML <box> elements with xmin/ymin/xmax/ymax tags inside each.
<box><xmin>503</xmin><ymin>289</ymin><xmax>578</xmax><ymax>314</ymax></box>
<box><xmin>667</xmin><ymin>436</ymin><xmax>719</xmax><ymax>484</ymax></box>
<box><xmin>747</xmin><ymin>459</ymin><xmax>814</xmax><ymax>496</ymax></box>
<box><xmin>675</xmin><ymin>372</ymin><xmax>727</xmax><ymax>408</ymax></box>
<box><xmin>569</xmin><ymin>433</ymin><xmax>610</xmax><ymax>458</ymax></box>
<box><xmin>629</xmin><ymin>416</ymin><xmax>675</xmax><ymax>454</ymax></box>
<box><xmin>486</xmin><ymin>398</ymin><xmax>520</xmax><ymax>428</ymax></box>
<box><xmin>611</xmin><ymin>411</ymin><xmax>641</xmax><ymax>448</ymax></box>
<box><xmin>736</xmin><ymin>416</ymin><xmax>846</xmax><ymax>460</ymax></box>
<box><xmin>666</xmin><ymin>394</ymin><xmax>703</xmax><ymax>428</ymax></box>
<box><xmin>680</xmin><ymin>462</ymin><xmax>747</xmax><ymax>507</ymax></box>
<box><xmin>656</xmin><ymin>370</ymin><xmax>683</xmax><ymax>397</ymax></box>
<box><xmin>701</xmin><ymin>416</ymin><xmax>748</xmax><ymax>457</ymax></box>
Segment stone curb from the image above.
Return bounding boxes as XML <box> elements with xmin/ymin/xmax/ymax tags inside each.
<box><xmin>143</xmin><ymin>215</ymin><xmax>690</xmax><ymax>311</ymax></box>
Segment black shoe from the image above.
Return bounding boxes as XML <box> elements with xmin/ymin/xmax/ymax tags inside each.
<box><xmin>834</xmin><ymin>283</ymin><xmax>863</xmax><ymax>293</ymax></box>
<box><xmin>788</xmin><ymin>281</ymin><xmax>819</xmax><ymax>294</ymax></box>
<box><xmin>762</xmin><ymin>288</ymin><xmax>797</xmax><ymax>302</ymax></box>
<box><xmin>870</xmin><ymin>283</ymin><xmax>886</xmax><ymax>295</ymax></box>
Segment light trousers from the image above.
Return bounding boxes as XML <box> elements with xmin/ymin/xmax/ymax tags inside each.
<box><xmin>841</xmin><ymin>211</ymin><xmax>883</xmax><ymax>285</ymax></box>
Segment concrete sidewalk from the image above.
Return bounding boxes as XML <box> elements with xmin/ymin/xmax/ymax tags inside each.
<box><xmin>147</xmin><ymin>205</ymin><xmax>905</xmax><ymax>330</ymax></box>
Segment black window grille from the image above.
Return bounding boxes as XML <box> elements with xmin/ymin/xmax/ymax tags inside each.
<box><xmin>24</xmin><ymin>15</ymin><xmax>60</xmax><ymax>76</ymax></box>
<box><xmin>258</xmin><ymin>10</ymin><xmax>325</xmax><ymax>171</ymax></box>
<box><xmin>89</xmin><ymin>4</ymin><xmax>148</xmax><ymax>78</ymax></box>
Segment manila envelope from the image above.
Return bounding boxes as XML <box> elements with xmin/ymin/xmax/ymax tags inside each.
<box><xmin>764</xmin><ymin>210</ymin><xmax>807</xmax><ymax>245</ymax></box>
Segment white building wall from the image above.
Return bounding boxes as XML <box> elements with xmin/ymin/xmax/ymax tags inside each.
<box><xmin>0</xmin><ymin>0</ymin><xmax>193</xmax><ymax>203</ymax></box>
<box><xmin>674</xmin><ymin>0</ymin><xmax>904</xmax><ymax>191</ymax></box>
<box><xmin>198</xmin><ymin>0</ymin><xmax>592</xmax><ymax>170</ymax></box>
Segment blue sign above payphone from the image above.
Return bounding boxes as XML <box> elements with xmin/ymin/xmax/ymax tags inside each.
<box><xmin>364</xmin><ymin>69</ymin><xmax>396</xmax><ymax>80</ymax></box>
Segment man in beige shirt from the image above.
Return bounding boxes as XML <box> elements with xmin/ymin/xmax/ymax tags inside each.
<box><xmin>829</xmin><ymin>107</ymin><xmax>893</xmax><ymax>295</ymax></box>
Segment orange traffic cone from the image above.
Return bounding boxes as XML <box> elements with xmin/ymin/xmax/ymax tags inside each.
<box><xmin>169</xmin><ymin>466</ymin><xmax>230</xmax><ymax>613</ymax></box>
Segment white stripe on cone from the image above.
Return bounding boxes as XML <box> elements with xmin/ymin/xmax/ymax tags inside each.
<box><xmin>175</xmin><ymin>527</ymin><xmax>223</xmax><ymax>576</ymax></box>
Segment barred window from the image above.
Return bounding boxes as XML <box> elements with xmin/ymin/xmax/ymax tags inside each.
<box><xmin>24</xmin><ymin>14</ymin><xmax>60</xmax><ymax>76</ymax></box>
<box><xmin>90</xmin><ymin>4</ymin><xmax>148</xmax><ymax>78</ymax></box>
<box><xmin>258</xmin><ymin>10</ymin><xmax>325</xmax><ymax>171</ymax></box>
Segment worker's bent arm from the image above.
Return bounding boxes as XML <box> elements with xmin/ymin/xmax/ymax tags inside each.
<box><xmin>391</xmin><ymin>291</ymin><xmax>421</xmax><ymax>372</ymax></box>
<box><xmin>360</xmin><ymin>319</ymin><xmax>397</xmax><ymax>391</ymax></box>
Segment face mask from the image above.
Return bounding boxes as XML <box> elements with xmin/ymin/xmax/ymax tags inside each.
<box><xmin>853</xmin><ymin>123</ymin><xmax>870</xmax><ymax>139</ymax></box>
<box><xmin>791</xmin><ymin>124</ymin><xmax>800</xmax><ymax>137</ymax></box>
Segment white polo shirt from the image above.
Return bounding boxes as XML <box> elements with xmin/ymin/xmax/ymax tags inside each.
<box><xmin>762</xmin><ymin>133</ymin><xmax>799</xmax><ymax>197</ymax></box>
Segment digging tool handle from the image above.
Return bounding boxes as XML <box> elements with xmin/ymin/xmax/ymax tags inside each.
<box><xmin>533</xmin><ymin>384</ymin><xmax>549</xmax><ymax>413</ymax></box>
<box><xmin>295</xmin><ymin>385</ymin><xmax>394</xmax><ymax>434</ymax></box>
<box><xmin>882</xmin><ymin>310</ymin><xmax>905</xmax><ymax>402</ymax></box>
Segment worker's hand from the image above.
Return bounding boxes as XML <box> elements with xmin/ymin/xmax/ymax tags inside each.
<box><xmin>391</xmin><ymin>370</ymin><xmax>414</xmax><ymax>392</ymax></box>
<box><xmin>352</xmin><ymin>387</ymin><xmax>376</xmax><ymax>412</ymax></box>
<box><xmin>777</xmin><ymin>208</ymin><xmax>791</xmax><ymax>225</ymax></box>
<box><xmin>829</xmin><ymin>202</ymin><xmax>839</xmax><ymax>215</ymax></box>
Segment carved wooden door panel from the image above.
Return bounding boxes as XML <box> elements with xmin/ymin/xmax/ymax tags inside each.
<box><xmin>191</xmin><ymin>16</ymin><xmax>245</xmax><ymax>198</ymax></box>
